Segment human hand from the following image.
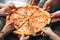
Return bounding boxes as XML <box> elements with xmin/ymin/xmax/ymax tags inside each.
<box><xmin>18</xmin><ymin>31</ymin><xmax>29</xmax><ymax>40</ymax></box>
<box><xmin>40</xmin><ymin>27</ymin><xmax>54</xmax><ymax>36</ymax></box>
<box><xmin>50</xmin><ymin>11</ymin><xmax>60</xmax><ymax>23</ymax></box>
<box><xmin>5</xmin><ymin>20</ymin><xmax>13</xmax><ymax>27</ymax></box>
<box><xmin>0</xmin><ymin>20</ymin><xmax>14</xmax><ymax>37</ymax></box>
<box><xmin>40</xmin><ymin>27</ymin><xmax>60</xmax><ymax>40</ymax></box>
<box><xmin>43</xmin><ymin>0</ymin><xmax>57</xmax><ymax>11</ymax></box>
<box><xmin>19</xmin><ymin>35</ymin><xmax>29</xmax><ymax>40</ymax></box>
<box><xmin>30</xmin><ymin>0</ymin><xmax>40</xmax><ymax>5</ymax></box>
<box><xmin>4</xmin><ymin>3</ymin><xmax>15</xmax><ymax>15</ymax></box>
<box><xmin>0</xmin><ymin>3</ymin><xmax>15</xmax><ymax>16</ymax></box>
<box><xmin>0</xmin><ymin>20</ymin><xmax>13</xmax><ymax>40</ymax></box>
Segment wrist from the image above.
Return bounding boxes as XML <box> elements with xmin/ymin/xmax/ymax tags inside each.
<box><xmin>49</xmin><ymin>32</ymin><xmax>55</xmax><ymax>36</ymax></box>
<box><xmin>48</xmin><ymin>32</ymin><xmax>60</xmax><ymax>40</ymax></box>
<box><xmin>0</xmin><ymin>31</ymin><xmax>5</xmax><ymax>38</ymax></box>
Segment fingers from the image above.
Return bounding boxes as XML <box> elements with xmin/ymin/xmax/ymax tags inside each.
<box><xmin>6</xmin><ymin>21</ymin><xmax>13</xmax><ymax>25</ymax></box>
<box><xmin>43</xmin><ymin>3</ymin><xmax>48</xmax><ymax>10</ymax></box>
<box><xmin>40</xmin><ymin>28</ymin><xmax>45</xmax><ymax>32</ymax></box>
<box><xmin>50</xmin><ymin>12</ymin><xmax>60</xmax><ymax>18</ymax></box>
<box><xmin>51</xmin><ymin>18</ymin><xmax>60</xmax><ymax>23</ymax></box>
<box><xmin>20</xmin><ymin>32</ymin><xmax>29</xmax><ymax>40</ymax></box>
<box><xmin>50</xmin><ymin>13</ymin><xmax>57</xmax><ymax>18</ymax></box>
<box><xmin>19</xmin><ymin>35</ymin><xmax>29</xmax><ymax>40</ymax></box>
<box><xmin>50</xmin><ymin>11</ymin><xmax>60</xmax><ymax>23</ymax></box>
<box><xmin>4</xmin><ymin>3</ymin><xmax>15</xmax><ymax>13</ymax></box>
<box><xmin>43</xmin><ymin>2</ymin><xmax>48</xmax><ymax>10</ymax></box>
<box><xmin>40</xmin><ymin>27</ymin><xmax>47</xmax><ymax>35</ymax></box>
<box><xmin>24</xmin><ymin>36</ymin><xmax>29</xmax><ymax>40</ymax></box>
<box><xmin>0</xmin><ymin>3</ymin><xmax>15</xmax><ymax>9</ymax></box>
<box><xmin>43</xmin><ymin>0</ymin><xmax>57</xmax><ymax>11</ymax></box>
<box><xmin>5</xmin><ymin>21</ymin><xmax>13</xmax><ymax>27</ymax></box>
<box><xmin>40</xmin><ymin>27</ymin><xmax>48</xmax><ymax>32</ymax></box>
<box><xmin>19</xmin><ymin>32</ymin><xmax>24</xmax><ymax>40</ymax></box>
<box><xmin>40</xmin><ymin>28</ymin><xmax>48</xmax><ymax>36</ymax></box>
<box><xmin>0</xmin><ymin>3</ymin><xmax>15</xmax><ymax>16</ymax></box>
<box><xmin>43</xmin><ymin>1</ymin><xmax>50</xmax><ymax>11</ymax></box>
<box><xmin>5</xmin><ymin>3</ymin><xmax>15</xmax><ymax>9</ymax></box>
<box><xmin>19</xmin><ymin>30</ymin><xmax>29</xmax><ymax>40</ymax></box>
<box><xmin>3</xmin><ymin>3</ymin><xmax>15</xmax><ymax>14</ymax></box>
<box><xmin>40</xmin><ymin>32</ymin><xmax>46</xmax><ymax>36</ymax></box>
<box><xmin>40</xmin><ymin>27</ymin><xmax>51</xmax><ymax>33</ymax></box>
<box><xmin>19</xmin><ymin>31</ymin><xmax>25</xmax><ymax>40</ymax></box>
<box><xmin>21</xmin><ymin>31</ymin><xmax>24</xmax><ymax>38</ymax></box>
<box><xmin>20</xmin><ymin>35</ymin><xmax>24</xmax><ymax>40</ymax></box>
<box><xmin>40</xmin><ymin>27</ymin><xmax>54</xmax><ymax>36</ymax></box>
<box><xmin>30</xmin><ymin>0</ymin><xmax>40</xmax><ymax>5</ymax></box>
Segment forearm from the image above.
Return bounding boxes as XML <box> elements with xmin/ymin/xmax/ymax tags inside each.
<box><xmin>30</xmin><ymin>0</ymin><xmax>40</xmax><ymax>5</ymax></box>
<box><xmin>0</xmin><ymin>25</ymin><xmax>14</xmax><ymax>37</ymax></box>
<box><xmin>49</xmin><ymin>33</ymin><xmax>60</xmax><ymax>40</ymax></box>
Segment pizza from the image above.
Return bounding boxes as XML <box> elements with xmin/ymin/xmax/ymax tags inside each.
<box><xmin>6</xmin><ymin>5</ymin><xmax>51</xmax><ymax>35</ymax></box>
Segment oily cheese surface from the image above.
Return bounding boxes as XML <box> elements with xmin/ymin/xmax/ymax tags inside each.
<box><xmin>6</xmin><ymin>5</ymin><xmax>51</xmax><ymax>35</ymax></box>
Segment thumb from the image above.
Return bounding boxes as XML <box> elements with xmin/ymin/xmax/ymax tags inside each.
<box><xmin>50</xmin><ymin>13</ymin><xmax>56</xmax><ymax>18</ymax></box>
<box><xmin>20</xmin><ymin>34</ymin><xmax>24</xmax><ymax>40</ymax></box>
<box><xmin>40</xmin><ymin>28</ymin><xmax>45</xmax><ymax>32</ymax></box>
<box><xmin>50</xmin><ymin>11</ymin><xmax>60</xmax><ymax>18</ymax></box>
<box><xmin>25</xmin><ymin>36</ymin><xmax>29</xmax><ymax>40</ymax></box>
<box><xmin>43</xmin><ymin>1</ymin><xmax>49</xmax><ymax>11</ymax></box>
<box><xmin>6</xmin><ymin>3</ymin><xmax>15</xmax><ymax>9</ymax></box>
<box><xmin>21</xmin><ymin>30</ymin><xmax>25</xmax><ymax>38</ymax></box>
<box><xmin>5</xmin><ymin>21</ymin><xmax>13</xmax><ymax>27</ymax></box>
<box><xmin>43</xmin><ymin>4</ymin><xmax>47</xmax><ymax>10</ymax></box>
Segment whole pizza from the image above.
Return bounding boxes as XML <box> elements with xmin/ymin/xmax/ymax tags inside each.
<box><xmin>6</xmin><ymin>5</ymin><xmax>51</xmax><ymax>36</ymax></box>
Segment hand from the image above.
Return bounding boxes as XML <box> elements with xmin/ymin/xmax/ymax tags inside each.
<box><xmin>50</xmin><ymin>11</ymin><xmax>60</xmax><ymax>23</ymax></box>
<box><xmin>0</xmin><ymin>20</ymin><xmax>14</xmax><ymax>38</ymax></box>
<box><xmin>4</xmin><ymin>3</ymin><xmax>15</xmax><ymax>15</ymax></box>
<box><xmin>0</xmin><ymin>3</ymin><xmax>15</xmax><ymax>16</ymax></box>
<box><xmin>18</xmin><ymin>31</ymin><xmax>29</xmax><ymax>40</ymax></box>
<box><xmin>40</xmin><ymin>27</ymin><xmax>54</xmax><ymax>36</ymax></box>
<box><xmin>30</xmin><ymin>0</ymin><xmax>40</xmax><ymax>5</ymax></box>
<box><xmin>19</xmin><ymin>35</ymin><xmax>29</xmax><ymax>40</ymax></box>
<box><xmin>40</xmin><ymin>27</ymin><xmax>60</xmax><ymax>40</ymax></box>
<box><xmin>5</xmin><ymin>20</ymin><xmax>13</xmax><ymax>27</ymax></box>
<box><xmin>0</xmin><ymin>20</ymin><xmax>13</xmax><ymax>40</ymax></box>
<box><xmin>43</xmin><ymin>0</ymin><xmax>57</xmax><ymax>11</ymax></box>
